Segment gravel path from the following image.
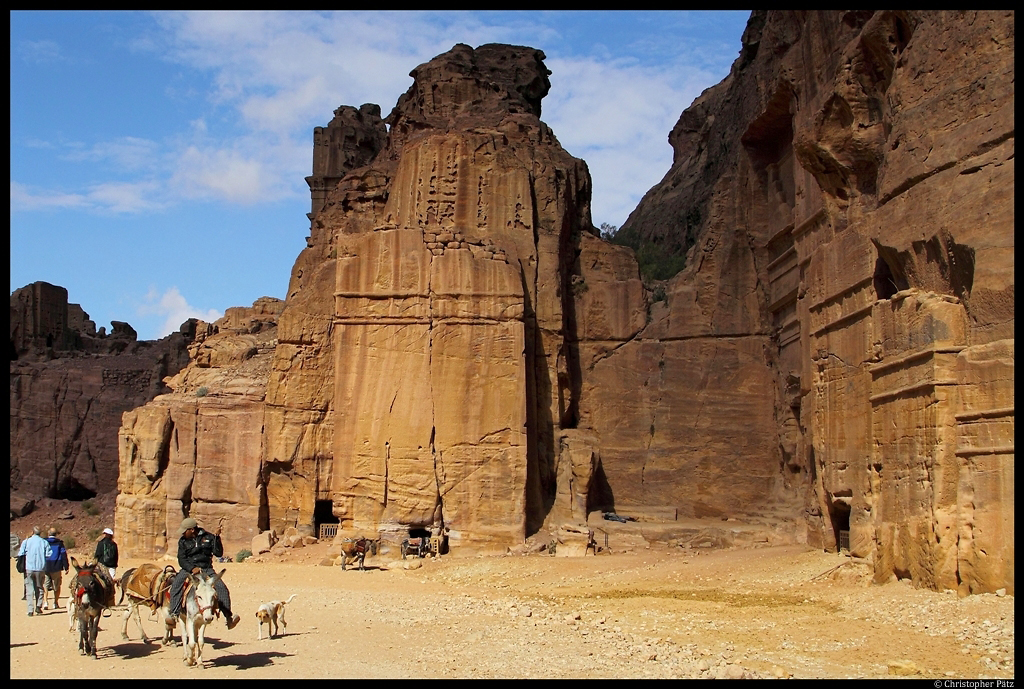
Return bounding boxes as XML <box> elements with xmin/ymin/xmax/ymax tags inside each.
<box><xmin>9</xmin><ymin>543</ymin><xmax>1013</xmax><ymax>679</ymax></box>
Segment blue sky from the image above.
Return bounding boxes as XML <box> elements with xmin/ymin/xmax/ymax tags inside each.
<box><xmin>11</xmin><ymin>10</ymin><xmax>751</xmax><ymax>340</ymax></box>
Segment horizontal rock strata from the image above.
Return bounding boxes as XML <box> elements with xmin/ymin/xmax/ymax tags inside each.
<box><xmin>112</xmin><ymin>14</ymin><xmax>1013</xmax><ymax>594</ymax></box>
<box><xmin>10</xmin><ymin>282</ymin><xmax>194</xmax><ymax>501</ymax></box>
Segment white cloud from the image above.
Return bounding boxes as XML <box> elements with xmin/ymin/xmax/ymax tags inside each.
<box><xmin>139</xmin><ymin>286</ymin><xmax>223</xmax><ymax>338</ymax></box>
<box><xmin>87</xmin><ymin>181</ymin><xmax>165</xmax><ymax>213</ymax></box>
<box><xmin>15</xmin><ymin>39</ymin><xmax>64</xmax><ymax>64</ymax></box>
<box><xmin>61</xmin><ymin>137</ymin><xmax>161</xmax><ymax>171</ymax></box>
<box><xmin>148</xmin><ymin>11</ymin><xmax>516</xmax><ymax>135</ymax></box>
<box><xmin>169</xmin><ymin>145</ymin><xmax>296</xmax><ymax>204</ymax></box>
<box><xmin>139</xmin><ymin>11</ymin><xmax>719</xmax><ymax>223</ymax></box>
<box><xmin>15</xmin><ymin>12</ymin><xmax>737</xmax><ymax>223</ymax></box>
<box><xmin>10</xmin><ymin>180</ymin><xmax>163</xmax><ymax>214</ymax></box>
<box><xmin>10</xmin><ymin>181</ymin><xmax>89</xmax><ymax>212</ymax></box>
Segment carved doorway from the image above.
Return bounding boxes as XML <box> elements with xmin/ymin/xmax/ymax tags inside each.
<box><xmin>829</xmin><ymin>499</ymin><xmax>851</xmax><ymax>553</ymax></box>
<box><xmin>314</xmin><ymin>500</ymin><xmax>338</xmax><ymax>541</ymax></box>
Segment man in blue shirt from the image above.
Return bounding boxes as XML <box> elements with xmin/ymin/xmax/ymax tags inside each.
<box><xmin>43</xmin><ymin>527</ymin><xmax>70</xmax><ymax>610</ymax></box>
<box><xmin>18</xmin><ymin>526</ymin><xmax>52</xmax><ymax>616</ymax></box>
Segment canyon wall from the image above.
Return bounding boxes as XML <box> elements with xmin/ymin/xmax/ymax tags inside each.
<box><xmin>10</xmin><ymin>282</ymin><xmax>195</xmax><ymax>504</ymax></box>
<box><xmin>614</xmin><ymin>10</ymin><xmax>1013</xmax><ymax>593</ymax></box>
<box><xmin>112</xmin><ymin>12</ymin><xmax>1013</xmax><ymax>593</ymax></box>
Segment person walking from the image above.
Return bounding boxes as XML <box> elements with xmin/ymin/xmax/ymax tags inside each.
<box><xmin>94</xmin><ymin>527</ymin><xmax>118</xmax><ymax>580</ymax></box>
<box><xmin>43</xmin><ymin>527</ymin><xmax>70</xmax><ymax>610</ymax></box>
<box><xmin>18</xmin><ymin>526</ymin><xmax>52</xmax><ymax>616</ymax></box>
<box><xmin>12</xmin><ymin>531</ymin><xmax>25</xmax><ymax>600</ymax></box>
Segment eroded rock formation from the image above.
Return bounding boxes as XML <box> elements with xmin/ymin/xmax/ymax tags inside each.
<box><xmin>613</xmin><ymin>10</ymin><xmax>1014</xmax><ymax>593</ymax></box>
<box><xmin>115</xmin><ymin>298</ymin><xmax>285</xmax><ymax>555</ymax></box>
<box><xmin>114</xmin><ymin>14</ymin><xmax>1012</xmax><ymax>593</ymax></box>
<box><xmin>9</xmin><ymin>282</ymin><xmax>194</xmax><ymax>503</ymax></box>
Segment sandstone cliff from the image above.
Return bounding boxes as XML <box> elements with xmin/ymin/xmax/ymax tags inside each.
<box><xmin>115</xmin><ymin>298</ymin><xmax>285</xmax><ymax>555</ymax></box>
<box><xmin>114</xmin><ymin>14</ymin><xmax>1012</xmax><ymax>594</ymax></box>
<box><xmin>10</xmin><ymin>282</ymin><xmax>194</xmax><ymax>504</ymax></box>
<box><xmin>612</xmin><ymin>10</ymin><xmax>1014</xmax><ymax>594</ymax></box>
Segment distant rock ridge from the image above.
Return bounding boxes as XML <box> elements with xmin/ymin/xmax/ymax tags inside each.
<box><xmin>9</xmin><ymin>281</ymin><xmax>195</xmax><ymax>502</ymax></box>
<box><xmin>113</xmin><ymin>14</ymin><xmax>1012</xmax><ymax>596</ymax></box>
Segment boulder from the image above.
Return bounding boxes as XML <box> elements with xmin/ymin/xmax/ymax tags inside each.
<box><xmin>252</xmin><ymin>530</ymin><xmax>277</xmax><ymax>555</ymax></box>
<box><xmin>887</xmin><ymin>660</ymin><xmax>922</xmax><ymax>676</ymax></box>
<box><xmin>10</xmin><ymin>494</ymin><xmax>34</xmax><ymax>518</ymax></box>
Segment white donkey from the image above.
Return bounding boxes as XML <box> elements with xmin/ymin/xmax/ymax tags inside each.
<box><xmin>179</xmin><ymin>568</ymin><xmax>226</xmax><ymax>668</ymax></box>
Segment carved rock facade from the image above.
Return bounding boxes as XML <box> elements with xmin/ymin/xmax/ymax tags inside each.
<box><xmin>615</xmin><ymin>10</ymin><xmax>1014</xmax><ymax>593</ymax></box>
<box><xmin>115</xmin><ymin>14</ymin><xmax>1013</xmax><ymax>593</ymax></box>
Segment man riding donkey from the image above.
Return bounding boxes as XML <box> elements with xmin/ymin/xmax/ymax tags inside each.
<box><xmin>168</xmin><ymin>518</ymin><xmax>241</xmax><ymax>630</ymax></box>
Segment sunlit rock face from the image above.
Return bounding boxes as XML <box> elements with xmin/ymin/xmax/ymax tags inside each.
<box><xmin>115</xmin><ymin>13</ymin><xmax>1013</xmax><ymax>594</ymax></box>
<box><xmin>615</xmin><ymin>10</ymin><xmax>1013</xmax><ymax>593</ymax></box>
<box><xmin>329</xmin><ymin>44</ymin><xmax>593</xmax><ymax>550</ymax></box>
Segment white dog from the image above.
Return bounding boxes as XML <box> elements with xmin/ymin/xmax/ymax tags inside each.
<box><xmin>256</xmin><ymin>594</ymin><xmax>297</xmax><ymax>640</ymax></box>
<box><xmin>67</xmin><ymin>576</ymin><xmax>78</xmax><ymax>633</ymax></box>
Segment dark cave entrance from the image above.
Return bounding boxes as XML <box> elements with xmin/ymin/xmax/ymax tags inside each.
<box><xmin>408</xmin><ymin>526</ymin><xmax>430</xmax><ymax>540</ymax></box>
<box><xmin>56</xmin><ymin>478</ymin><xmax>97</xmax><ymax>502</ymax></box>
<box><xmin>829</xmin><ymin>499</ymin><xmax>851</xmax><ymax>553</ymax></box>
<box><xmin>313</xmin><ymin>500</ymin><xmax>339</xmax><ymax>540</ymax></box>
<box><xmin>586</xmin><ymin>461</ymin><xmax>615</xmax><ymax>515</ymax></box>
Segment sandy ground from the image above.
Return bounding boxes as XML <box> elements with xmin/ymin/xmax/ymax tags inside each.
<box><xmin>9</xmin><ymin>535</ymin><xmax>1014</xmax><ymax>679</ymax></box>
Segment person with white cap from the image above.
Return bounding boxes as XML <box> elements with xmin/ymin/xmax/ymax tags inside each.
<box><xmin>168</xmin><ymin>517</ymin><xmax>240</xmax><ymax>630</ymax></box>
<box><xmin>94</xmin><ymin>527</ymin><xmax>119</xmax><ymax>580</ymax></box>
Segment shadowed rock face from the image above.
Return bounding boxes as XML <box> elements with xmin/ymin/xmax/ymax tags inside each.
<box><xmin>9</xmin><ymin>282</ymin><xmax>195</xmax><ymax>502</ymax></box>
<box><xmin>114</xmin><ymin>17</ymin><xmax>1013</xmax><ymax>594</ymax></box>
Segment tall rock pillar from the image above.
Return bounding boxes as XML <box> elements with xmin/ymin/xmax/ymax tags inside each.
<box><xmin>330</xmin><ymin>44</ymin><xmax>595</xmax><ymax>549</ymax></box>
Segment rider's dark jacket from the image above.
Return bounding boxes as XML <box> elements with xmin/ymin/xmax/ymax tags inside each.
<box><xmin>94</xmin><ymin>536</ymin><xmax>118</xmax><ymax>569</ymax></box>
<box><xmin>177</xmin><ymin>527</ymin><xmax>223</xmax><ymax>573</ymax></box>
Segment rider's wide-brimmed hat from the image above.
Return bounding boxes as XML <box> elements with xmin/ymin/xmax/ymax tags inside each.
<box><xmin>180</xmin><ymin>517</ymin><xmax>198</xmax><ymax>533</ymax></box>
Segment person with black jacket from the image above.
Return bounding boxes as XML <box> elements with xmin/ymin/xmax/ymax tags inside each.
<box><xmin>168</xmin><ymin>517</ymin><xmax>240</xmax><ymax>630</ymax></box>
<box><xmin>94</xmin><ymin>527</ymin><xmax>119</xmax><ymax>579</ymax></box>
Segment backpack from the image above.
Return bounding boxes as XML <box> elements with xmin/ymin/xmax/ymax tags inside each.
<box><xmin>96</xmin><ymin>538</ymin><xmax>117</xmax><ymax>567</ymax></box>
<box><xmin>45</xmin><ymin>538</ymin><xmax>66</xmax><ymax>571</ymax></box>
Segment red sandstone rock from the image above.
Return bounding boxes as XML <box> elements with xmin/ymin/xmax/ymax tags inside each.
<box><xmin>112</xmin><ymin>15</ymin><xmax>1013</xmax><ymax>595</ymax></box>
<box><xmin>10</xmin><ymin>282</ymin><xmax>194</xmax><ymax>501</ymax></box>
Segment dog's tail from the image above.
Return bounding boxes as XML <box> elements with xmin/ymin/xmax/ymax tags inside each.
<box><xmin>283</xmin><ymin>594</ymin><xmax>297</xmax><ymax>605</ymax></box>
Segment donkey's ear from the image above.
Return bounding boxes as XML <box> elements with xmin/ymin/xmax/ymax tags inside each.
<box><xmin>70</xmin><ymin>556</ymin><xmax>81</xmax><ymax>572</ymax></box>
<box><xmin>215</xmin><ymin>568</ymin><xmax>227</xmax><ymax>583</ymax></box>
